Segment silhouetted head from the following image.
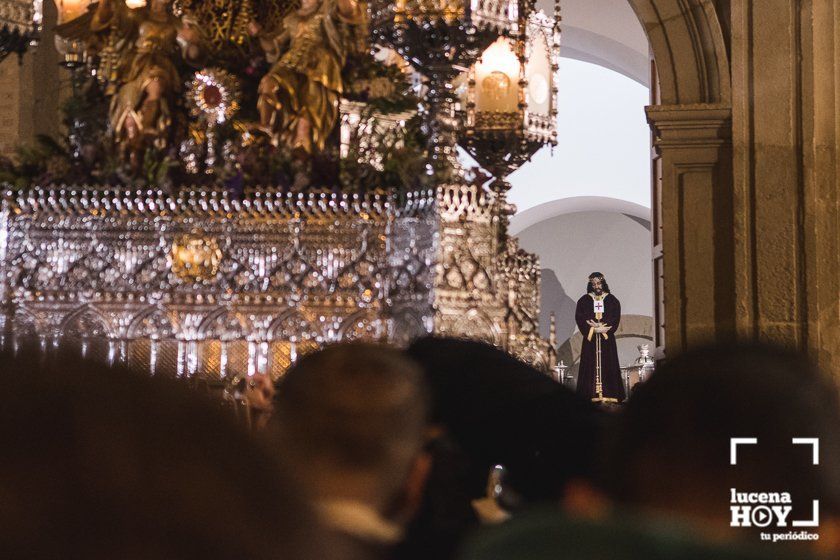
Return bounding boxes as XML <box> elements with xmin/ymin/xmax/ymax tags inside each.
<box><xmin>0</xmin><ymin>349</ymin><xmax>326</xmax><ymax>559</ymax></box>
<box><xmin>272</xmin><ymin>342</ymin><xmax>430</xmax><ymax>515</ymax></box>
<box><xmin>606</xmin><ymin>343</ymin><xmax>840</xmax><ymax>545</ymax></box>
<box><xmin>407</xmin><ymin>337</ymin><xmax>605</xmax><ymax>503</ymax></box>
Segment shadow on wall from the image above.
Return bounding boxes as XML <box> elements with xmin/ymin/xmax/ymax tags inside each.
<box><xmin>539</xmin><ymin>268</ymin><xmax>577</xmax><ymax>342</ymax></box>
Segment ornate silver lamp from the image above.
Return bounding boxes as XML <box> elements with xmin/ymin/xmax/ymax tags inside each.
<box><xmin>52</xmin><ymin>0</ymin><xmax>92</xmax><ymax>67</ymax></box>
<box><xmin>0</xmin><ymin>0</ymin><xmax>41</xmax><ymax>62</ymax></box>
<box><xmin>460</xmin><ymin>5</ymin><xmax>559</xmax><ymax>189</ymax></box>
<box><xmin>370</xmin><ymin>0</ymin><xmax>526</xmax><ymax>181</ymax></box>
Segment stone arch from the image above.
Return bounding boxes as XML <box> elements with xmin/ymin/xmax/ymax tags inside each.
<box><xmin>510</xmin><ymin>196</ymin><xmax>651</xmax><ymax>235</ymax></box>
<box><xmin>516</xmin><ymin>1</ymin><xmax>732</xmax><ymax>360</ymax></box>
<box><xmin>627</xmin><ymin>0</ymin><xmax>730</xmax><ymax>104</ymax></box>
<box><xmin>626</xmin><ymin>0</ymin><xmax>732</xmax><ymax>356</ymax></box>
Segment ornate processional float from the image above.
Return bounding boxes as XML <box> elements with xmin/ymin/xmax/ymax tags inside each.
<box><xmin>0</xmin><ymin>0</ymin><xmax>562</xmax><ymax>379</ymax></box>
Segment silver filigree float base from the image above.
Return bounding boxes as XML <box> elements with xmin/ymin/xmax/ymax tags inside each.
<box><xmin>0</xmin><ymin>187</ymin><xmax>435</xmax><ymax>377</ymax></box>
<box><xmin>0</xmin><ymin>184</ymin><xmax>555</xmax><ymax>378</ymax></box>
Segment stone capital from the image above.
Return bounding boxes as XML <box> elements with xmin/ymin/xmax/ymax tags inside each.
<box><xmin>646</xmin><ymin>103</ymin><xmax>732</xmax><ymax>150</ymax></box>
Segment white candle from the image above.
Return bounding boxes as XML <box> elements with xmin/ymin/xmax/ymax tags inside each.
<box><xmin>474</xmin><ymin>37</ymin><xmax>520</xmax><ymax>114</ymax></box>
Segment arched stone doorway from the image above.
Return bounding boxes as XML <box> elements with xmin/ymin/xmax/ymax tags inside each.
<box><xmin>527</xmin><ymin>0</ymin><xmax>733</xmax><ymax>362</ymax></box>
<box><xmin>626</xmin><ymin>0</ymin><xmax>839</xmax><ymax>376</ymax></box>
<box><xmin>628</xmin><ymin>0</ymin><xmax>731</xmax><ymax>106</ymax></box>
<box><xmin>629</xmin><ymin>0</ymin><xmax>733</xmax><ymax>359</ymax></box>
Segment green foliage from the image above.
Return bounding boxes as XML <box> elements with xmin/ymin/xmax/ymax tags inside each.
<box><xmin>342</xmin><ymin>54</ymin><xmax>419</xmax><ymax>114</ymax></box>
<box><xmin>0</xmin><ymin>134</ymin><xmax>76</xmax><ymax>188</ymax></box>
<box><xmin>142</xmin><ymin>149</ymin><xmax>179</xmax><ymax>190</ymax></box>
<box><xmin>339</xmin><ymin>109</ymin><xmax>430</xmax><ymax>194</ymax></box>
<box><xmin>0</xmin><ymin>77</ymin><xmax>113</xmax><ymax>188</ymax></box>
<box><xmin>232</xmin><ymin>132</ymin><xmax>299</xmax><ymax>188</ymax></box>
<box><xmin>222</xmin><ymin>108</ymin><xmax>430</xmax><ymax>195</ymax></box>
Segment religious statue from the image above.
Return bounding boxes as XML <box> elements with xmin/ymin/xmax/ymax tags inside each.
<box><xmin>248</xmin><ymin>0</ymin><xmax>367</xmax><ymax>155</ymax></box>
<box><xmin>575</xmin><ymin>272</ymin><xmax>626</xmax><ymax>403</ymax></box>
<box><xmin>57</xmin><ymin>0</ymin><xmax>204</xmax><ymax>170</ymax></box>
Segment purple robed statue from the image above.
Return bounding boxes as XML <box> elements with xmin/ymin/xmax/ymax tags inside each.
<box><xmin>575</xmin><ymin>272</ymin><xmax>626</xmax><ymax>403</ymax></box>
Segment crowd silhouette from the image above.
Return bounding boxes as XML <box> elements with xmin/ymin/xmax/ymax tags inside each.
<box><xmin>1</xmin><ymin>338</ymin><xmax>838</xmax><ymax>559</ymax></box>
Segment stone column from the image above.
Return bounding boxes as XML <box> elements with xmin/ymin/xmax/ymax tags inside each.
<box><xmin>729</xmin><ymin>0</ymin><xmax>840</xmax><ymax>375</ymax></box>
<box><xmin>646</xmin><ymin>103</ymin><xmax>734</xmax><ymax>355</ymax></box>
<box><xmin>0</xmin><ymin>0</ymin><xmax>62</xmax><ymax>157</ymax></box>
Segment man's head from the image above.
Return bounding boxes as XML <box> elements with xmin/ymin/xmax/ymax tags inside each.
<box><xmin>407</xmin><ymin>337</ymin><xmax>605</xmax><ymax>504</ymax></box>
<box><xmin>587</xmin><ymin>272</ymin><xmax>609</xmax><ymax>295</ymax></box>
<box><xmin>0</xmin><ymin>350</ymin><xmax>327</xmax><ymax>560</ymax></box>
<box><xmin>272</xmin><ymin>343</ymin><xmax>430</xmax><ymax>515</ymax></box>
<box><xmin>606</xmin><ymin>343</ymin><xmax>840</xmax><ymax>546</ymax></box>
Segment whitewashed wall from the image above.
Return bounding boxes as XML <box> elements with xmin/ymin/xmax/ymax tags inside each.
<box><xmin>515</xmin><ymin>210</ymin><xmax>653</xmax><ymax>374</ymax></box>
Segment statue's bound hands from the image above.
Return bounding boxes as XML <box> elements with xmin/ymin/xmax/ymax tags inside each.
<box><xmin>595</xmin><ymin>324</ymin><xmax>611</xmax><ymax>334</ymax></box>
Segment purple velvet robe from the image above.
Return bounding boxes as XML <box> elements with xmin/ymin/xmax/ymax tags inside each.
<box><xmin>574</xmin><ymin>293</ymin><xmax>626</xmax><ymax>402</ymax></box>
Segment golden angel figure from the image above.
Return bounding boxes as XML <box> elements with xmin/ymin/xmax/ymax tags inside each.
<box><xmin>249</xmin><ymin>0</ymin><xmax>367</xmax><ymax>155</ymax></box>
<box><xmin>58</xmin><ymin>0</ymin><xmax>204</xmax><ymax>169</ymax></box>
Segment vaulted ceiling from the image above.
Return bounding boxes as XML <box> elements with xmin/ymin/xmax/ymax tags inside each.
<box><xmin>538</xmin><ymin>0</ymin><xmax>650</xmax><ymax>86</ymax></box>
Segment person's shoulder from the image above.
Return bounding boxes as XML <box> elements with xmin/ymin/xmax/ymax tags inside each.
<box><xmin>577</xmin><ymin>293</ymin><xmax>591</xmax><ymax>304</ymax></box>
<box><xmin>458</xmin><ymin>511</ymin><xmax>804</xmax><ymax>560</ymax></box>
<box><xmin>606</xmin><ymin>293</ymin><xmax>620</xmax><ymax>303</ymax></box>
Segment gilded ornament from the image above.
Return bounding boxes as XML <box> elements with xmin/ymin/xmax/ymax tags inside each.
<box><xmin>481</xmin><ymin>71</ymin><xmax>512</xmax><ymax>102</ymax></box>
<box><xmin>249</xmin><ymin>0</ymin><xmax>368</xmax><ymax>155</ymax></box>
<box><xmin>55</xmin><ymin>0</ymin><xmax>206</xmax><ymax>171</ymax></box>
<box><xmin>1</xmin><ymin>0</ymin><xmax>561</xmax><ymax>378</ymax></box>
<box><xmin>187</xmin><ymin>68</ymin><xmax>240</xmax><ymax>124</ymax></box>
<box><xmin>185</xmin><ymin>68</ymin><xmax>241</xmax><ymax>171</ymax></box>
<box><xmin>170</xmin><ymin>233</ymin><xmax>223</xmax><ymax>282</ymax></box>
<box><xmin>175</xmin><ymin>0</ymin><xmax>294</xmax><ymax>56</ymax></box>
